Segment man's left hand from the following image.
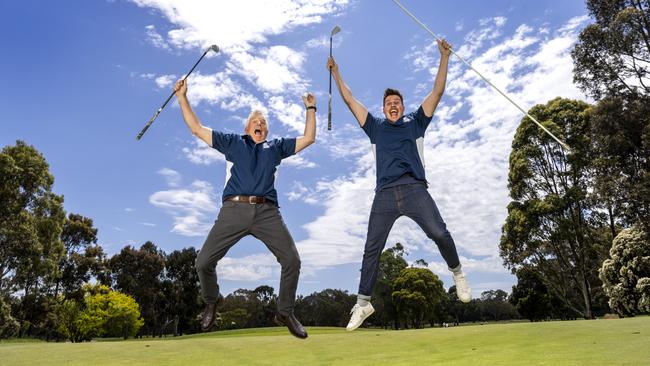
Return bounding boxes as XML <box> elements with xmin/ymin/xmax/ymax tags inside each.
<box><xmin>302</xmin><ymin>93</ymin><xmax>316</xmax><ymax>109</ymax></box>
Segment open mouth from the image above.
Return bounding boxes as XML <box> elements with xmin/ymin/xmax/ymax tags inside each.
<box><xmin>389</xmin><ymin>108</ymin><xmax>399</xmax><ymax>119</ymax></box>
<box><xmin>254</xmin><ymin>129</ymin><xmax>262</xmax><ymax>137</ymax></box>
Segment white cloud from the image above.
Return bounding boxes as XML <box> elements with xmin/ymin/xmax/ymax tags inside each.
<box><xmin>131</xmin><ymin>1</ymin><xmax>350</xmax><ymax>137</ymax></box>
<box><xmin>140</xmin><ymin>222</ymin><xmax>157</xmax><ymax>227</ymax></box>
<box><xmin>149</xmin><ymin>180</ymin><xmax>219</xmax><ymax>236</ymax></box>
<box><xmin>217</xmin><ymin>254</ymin><xmax>278</xmax><ymax>281</ymax></box>
<box><xmin>305</xmin><ymin>34</ymin><xmax>343</xmax><ymax>50</ymax></box>
<box><xmin>183</xmin><ymin>72</ymin><xmax>264</xmax><ymax>112</ymax></box>
<box><xmin>145</xmin><ymin>24</ymin><xmax>171</xmax><ymax>50</ymax></box>
<box><xmin>267</xmin><ymin>95</ymin><xmax>308</xmax><ymax>132</ymax></box>
<box><xmin>130</xmin><ymin>1</ymin><xmax>349</xmax><ymax>50</ymax></box>
<box><xmin>227</xmin><ymin>46</ymin><xmax>306</xmax><ymax>94</ymax></box>
<box><xmin>155</xmin><ymin>74</ymin><xmax>176</xmax><ymax>89</ymax></box>
<box><xmin>182</xmin><ymin>138</ymin><xmax>225</xmax><ymax>165</ymax></box>
<box><xmin>158</xmin><ymin>167</ymin><xmax>182</xmax><ymax>187</ymax></box>
<box><xmin>283</xmin><ymin>154</ymin><xmax>317</xmax><ymax>169</ymax></box>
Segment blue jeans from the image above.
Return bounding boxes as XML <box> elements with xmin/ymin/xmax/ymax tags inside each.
<box><xmin>358</xmin><ymin>183</ymin><xmax>461</xmax><ymax>296</ymax></box>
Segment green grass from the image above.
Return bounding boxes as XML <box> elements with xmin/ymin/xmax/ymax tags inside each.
<box><xmin>1</xmin><ymin>318</ymin><xmax>649</xmax><ymax>365</ymax></box>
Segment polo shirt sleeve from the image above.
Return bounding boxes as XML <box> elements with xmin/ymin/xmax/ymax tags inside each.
<box><xmin>211</xmin><ymin>131</ymin><xmax>237</xmax><ymax>154</ymax></box>
<box><xmin>275</xmin><ymin>138</ymin><xmax>297</xmax><ymax>160</ymax></box>
<box><xmin>414</xmin><ymin>105</ymin><xmax>434</xmax><ymax>136</ymax></box>
<box><xmin>361</xmin><ymin>112</ymin><xmax>379</xmax><ymax>141</ymax></box>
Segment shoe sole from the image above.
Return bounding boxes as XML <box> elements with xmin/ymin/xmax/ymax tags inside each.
<box><xmin>346</xmin><ymin>308</ymin><xmax>375</xmax><ymax>332</ymax></box>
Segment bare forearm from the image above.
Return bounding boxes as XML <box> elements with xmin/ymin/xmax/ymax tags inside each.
<box><xmin>177</xmin><ymin>96</ymin><xmax>203</xmax><ymax>135</ymax></box>
<box><xmin>432</xmin><ymin>55</ymin><xmax>449</xmax><ymax>97</ymax></box>
<box><xmin>303</xmin><ymin>109</ymin><xmax>316</xmax><ymax>144</ymax></box>
<box><xmin>332</xmin><ymin>69</ymin><xmax>368</xmax><ymax>125</ymax></box>
<box><xmin>422</xmin><ymin>54</ymin><xmax>450</xmax><ymax>116</ymax></box>
<box><xmin>332</xmin><ymin>70</ymin><xmax>354</xmax><ymax>105</ymax></box>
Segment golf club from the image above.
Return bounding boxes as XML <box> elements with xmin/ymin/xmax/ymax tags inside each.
<box><xmin>328</xmin><ymin>25</ymin><xmax>341</xmax><ymax>131</ymax></box>
<box><xmin>136</xmin><ymin>44</ymin><xmax>220</xmax><ymax>140</ymax></box>
<box><xmin>391</xmin><ymin>0</ymin><xmax>571</xmax><ymax>151</ymax></box>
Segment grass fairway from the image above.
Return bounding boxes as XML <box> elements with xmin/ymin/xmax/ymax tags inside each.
<box><xmin>1</xmin><ymin>317</ymin><xmax>648</xmax><ymax>365</ymax></box>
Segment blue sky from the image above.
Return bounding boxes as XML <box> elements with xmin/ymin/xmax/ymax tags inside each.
<box><xmin>1</xmin><ymin>0</ymin><xmax>591</xmax><ymax>297</ymax></box>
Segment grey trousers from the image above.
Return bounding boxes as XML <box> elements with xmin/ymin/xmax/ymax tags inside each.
<box><xmin>195</xmin><ymin>201</ymin><xmax>301</xmax><ymax>315</ymax></box>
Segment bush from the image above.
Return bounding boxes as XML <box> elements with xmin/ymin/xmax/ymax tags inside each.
<box><xmin>0</xmin><ymin>297</ymin><xmax>19</xmax><ymax>339</ymax></box>
<box><xmin>57</xmin><ymin>285</ymin><xmax>144</xmax><ymax>342</ymax></box>
<box><xmin>599</xmin><ymin>226</ymin><xmax>650</xmax><ymax>315</ymax></box>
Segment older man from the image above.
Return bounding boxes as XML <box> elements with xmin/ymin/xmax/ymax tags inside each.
<box><xmin>328</xmin><ymin>39</ymin><xmax>472</xmax><ymax>331</ymax></box>
<box><xmin>173</xmin><ymin>79</ymin><xmax>316</xmax><ymax>339</ymax></box>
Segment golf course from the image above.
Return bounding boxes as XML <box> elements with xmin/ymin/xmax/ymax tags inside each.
<box><xmin>1</xmin><ymin>317</ymin><xmax>648</xmax><ymax>365</ymax></box>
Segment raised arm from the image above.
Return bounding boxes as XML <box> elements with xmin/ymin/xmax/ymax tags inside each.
<box><xmin>421</xmin><ymin>39</ymin><xmax>452</xmax><ymax>118</ymax></box>
<box><xmin>174</xmin><ymin>79</ymin><xmax>213</xmax><ymax>146</ymax></box>
<box><xmin>327</xmin><ymin>56</ymin><xmax>368</xmax><ymax>127</ymax></box>
<box><xmin>295</xmin><ymin>93</ymin><xmax>316</xmax><ymax>153</ymax></box>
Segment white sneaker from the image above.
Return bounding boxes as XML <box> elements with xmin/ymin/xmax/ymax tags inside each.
<box><xmin>346</xmin><ymin>303</ymin><xmax>375</xmax><ymax>331</ymax></box>
<box><xmin>453</xmin><ymin>271</ymin><xmax>472</xmax><ymax>303</ymax></box>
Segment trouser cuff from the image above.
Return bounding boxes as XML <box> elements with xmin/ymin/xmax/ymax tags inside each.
<box><xmin>449</xmin><ymin>264</ymin><xmax>462</xmax><ymax>273</ymax></box>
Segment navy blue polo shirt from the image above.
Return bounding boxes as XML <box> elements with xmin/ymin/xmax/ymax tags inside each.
<box><xmin>211</xmin><ymin>131</ymin><xmax>296</xmax><ymax>204</ymax></box>
<box><xmin>362</xmin><ymin>106</ymin><xmax>432</xmax><ymax>191</ymax></box>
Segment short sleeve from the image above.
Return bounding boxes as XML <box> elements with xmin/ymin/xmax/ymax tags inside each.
<box><xmin>361</xmin><ymin>112</ymin><xmax>380</xmax><ymax>141</ymax></box>
<box><xmin>413</xmin><ymin>106</ymin><xmax>434</xmax><ymax>136</ymax></box>
<box><xmin>275</xmin><ymin>138</ymin><xmax>297</xmax><ymax>160</ymax></box>
<box><xmin>211</xmin><ymin>131</ymin><xmax>237</xmax><ymax>154</ymax></box>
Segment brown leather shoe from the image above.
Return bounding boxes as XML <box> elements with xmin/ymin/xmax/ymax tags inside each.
<box><xmin>200</xmin><ymin>303</ymin><xmax>218</xmax><ymax>331</ymax></box>
<box><xmin>274</xmin><ymin>313</ymin><xmax>308</xmax><ymax>339</ymax></box>
<box><xmin>200</xmin><ymin>295</ymin><xmax>224</xmax><ymax>332</ymax></box>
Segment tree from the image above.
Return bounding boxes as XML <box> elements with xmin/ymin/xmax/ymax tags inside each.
<box><xmin>588</xmin><ymin>96</ymin><xmax>650</xmax><ymax>234</ymax></box>
<box><xmin>0</xmin><ymin>141</ymin><xmax>66</xmax><ymax>337</ymax></box>
<box><xmin>294</xmin><ymin>289</ymin><xmax>356</xmax><ymax>327</ymax></box>
<box><xmin>500</xmin><ymin>98</ymin><xmax>611</xmax><ymax>319</ymax></box>
<box><xmin>572</xmin><ymin>0</ymin><xmax>650</xmax><ymax>100</ymax></box>
<box><xmin>108</xmin><ymin>242</ymin><xmax>165</xmax><ymax>336</ymax></box>
<box><xmin>251</xmin><ymin>285</ymin><xmax>278</xmax><ymax>327</ymax></box>
<box><xmin>572</xmin><ymin>0</ymin><xmax>650</xmax><ymax>235</ymax></box>
<box><xmin>0</xmin><ymin>297</ymin><xmax>19</xmax><ymax>339</ymax></box>
<box><xmin>372</xmin><ymin>243</ymin><xmax>408</xmax><ymax>329</ymax></box>
<box><xmin>479</xmin><ymin>290</ymin><xmax>518</xmax><ymax>321</ymax></box>
<box><xmin>219</xmin><ymin>308</ymin><xmax>249</xmax><ymax>330</ymax></box>
<box><xmin>510</xmin><ymin>267</ymin><xmax>554</xmax><ymax>321</ymax></box>
<box><xmin>56</xmin><ymin>213</ymin><xmax>106</xmax><ymax>300</ymax></box>
<box><xmin>162</xmin><ymin>247</ymin><xmax>202</xmax><ymax>335</ymax></box>
<box><xmin>392</xmin><ymin>267</ymin><xmax>446</xmax><ymax>328</ymax></box>
<box><xmin>599</xmin><ymin>226</ymin><xmax>650</xmax><ymax>315</ymax></box>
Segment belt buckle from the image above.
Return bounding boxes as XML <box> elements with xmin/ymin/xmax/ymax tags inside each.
<box><xmin>248</xmin><ymin>196</ymin><xmax>256</xmax><ymax>204</ymax></box>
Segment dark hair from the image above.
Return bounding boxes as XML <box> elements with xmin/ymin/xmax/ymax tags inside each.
<box><xmin>383</xmin><ymin>88</ymin><xmax>403</xmax><ymax>105</ymax></box>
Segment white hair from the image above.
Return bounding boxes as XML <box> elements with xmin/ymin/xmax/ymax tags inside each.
<box><xmin>244</xmin><ymin>109</ymin><xmax>270</xmax><ymax>130</ymax></box>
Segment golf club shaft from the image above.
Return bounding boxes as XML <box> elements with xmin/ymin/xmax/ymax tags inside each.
<box><xmin>328</xmin><ymin>35</ymin><xmax>333</xmax><ymax>131</ymax></box>
<box><xmin>391</xmin><ymin>0</ymin><xmax>570</xmax><ymax>151</ymax></box>
<box><xmin>136</xmin><ymin>47</ymin><xmax>212</xmax><ymax>140</ymax></box>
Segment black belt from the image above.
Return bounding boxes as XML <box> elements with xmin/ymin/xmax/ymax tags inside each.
<box><xmin>225</xmin><ymin>195</ymin><xmax>268</xmax><ymax>204</ymax></box>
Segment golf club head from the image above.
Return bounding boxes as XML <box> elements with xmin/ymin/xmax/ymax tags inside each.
<box><xmin>209</xmin><ymin>44</ymin><xmax>220</xmax><ymax>53</ymax></box>
<box><xmin>331</xmin><ymin>26</ymin><xmax>341</xmax><ymax>36</ymax></box>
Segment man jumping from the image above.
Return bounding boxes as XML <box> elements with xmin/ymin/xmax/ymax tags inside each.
<box><xmin>327</xmin><ymin>39</ymin><xmax>471</xmax><ymax>331</ymax></box>
<box><xmin>173</xmin><ymin>79</ymin><xmax>316</xmax><ymax>339</ymax></box>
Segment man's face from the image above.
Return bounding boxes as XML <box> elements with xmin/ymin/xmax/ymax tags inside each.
<box><xmin>245</xmin><ymin>114</ymin><xmax>268</xmax><ymax>143</ymax></box>
<box><xmin>383</xmin><ymin>95</ymin><xmax>404</xmax><ymax>123</ymax></box>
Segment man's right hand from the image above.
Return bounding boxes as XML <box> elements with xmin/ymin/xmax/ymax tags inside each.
<box><xmin>327</xmin><ymin>56</ymin><xmax>339</xmax><ymax>75</ymax></box>
<box><xmin>174</xmin><ymin>79</ymin><xmax>188</xmax><ymax>99</ymax></box>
